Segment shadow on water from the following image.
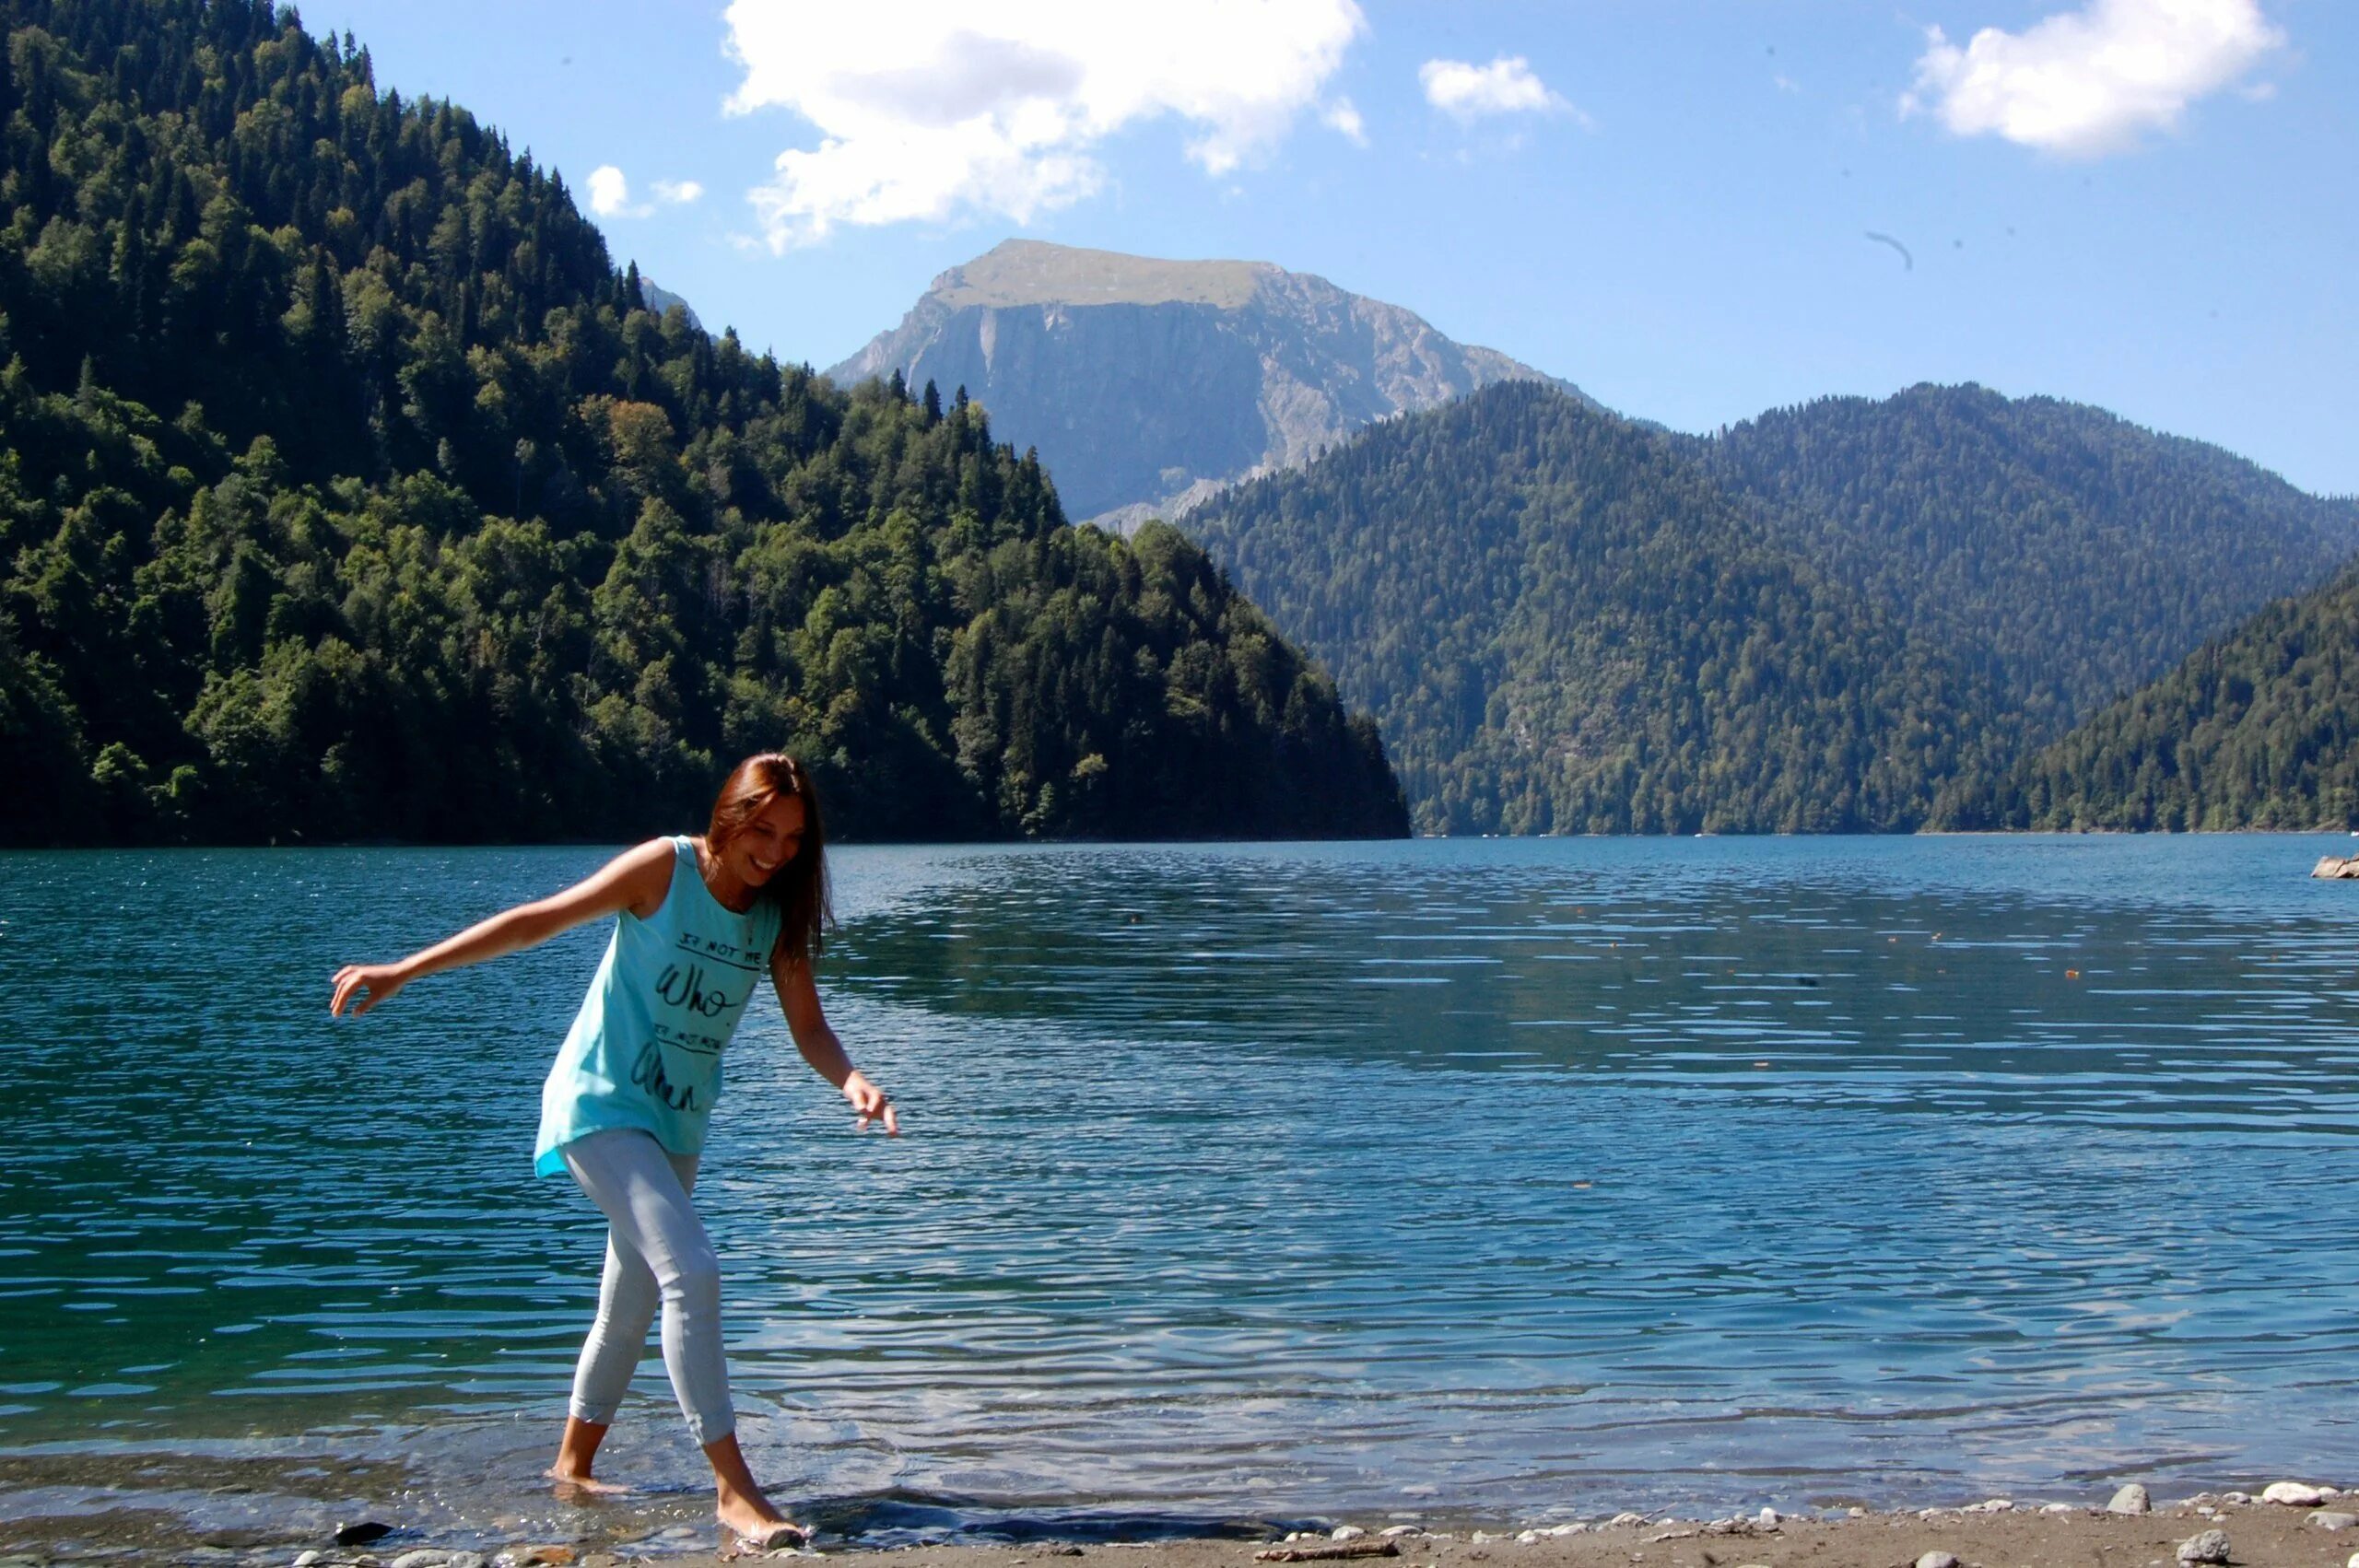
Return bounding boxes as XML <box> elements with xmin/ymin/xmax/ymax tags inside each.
<box><xmin>810</xmin><ymin>1488</ymin><xmax>1299</xmax><ymax>1546</ymax></box>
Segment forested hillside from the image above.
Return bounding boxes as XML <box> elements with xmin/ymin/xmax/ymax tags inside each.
<box><xmin>2004</xmin><ymin>567</ymin><xmax>2359</xmax><ymax>830</ymax></box>
<box><xmin>1184</xmin><ymin>381</ymin><xmax>2015</xmax><ymax>835</ymax></box>
<box><xmin>1699</xmin><ymin>385</ymin><xmax>2359</xmax><ymax>741</ymax></box>
<box><xmin>0</xmin><ymin>0</ymin><xmax>1406</xmax><ymax>845</ymax></box>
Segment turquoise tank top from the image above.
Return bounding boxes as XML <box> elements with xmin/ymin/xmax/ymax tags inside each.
<box><xmin>534</xmin><ymin>836</ymin><xmax>783</xmax><ymax>1176</ymax></box>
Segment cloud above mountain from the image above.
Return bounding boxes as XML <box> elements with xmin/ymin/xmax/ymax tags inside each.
<box><xmin>1418</xmin><ymin>56</ymin><xmax>1568</xmax><ymax>122</ymax></box>
<box><xmin>1906</xmin><ymin>0</ymin><xmax>2282</xmax><ymax>158</ymax></box>
<box><xmin>722</xmin><ymin>0</ymin><xmax>1365</xmax><ymax>250</ymax></box>
<box><xmin>587</xmin><ymin>167</ymin><xmax>703</xmax><ymax>220</ymax></box>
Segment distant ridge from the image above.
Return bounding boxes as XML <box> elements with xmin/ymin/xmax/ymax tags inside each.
<box><xmin>1693</xmin><ymin>383</ymin><xmax>2359</xmax><ymax>743</ymax></box>
<box><xmin>828</xmin><ymin>240</ymin><xmax>1587</xmax><ymax>524</ymax></box>
<box><xmin>636</xmin><ymin>274</ymin><xmax>701</xmax><ymax>332</ymax></box>
<box><xmin>1184</xmin><ymin>379</ymin><xmax>2359</xmax><ymax>835</ymax></box>
<box><xmin>917</xmin><ymin>241</ymin><xmax>1268</xmax><ymax>310</ymax></box>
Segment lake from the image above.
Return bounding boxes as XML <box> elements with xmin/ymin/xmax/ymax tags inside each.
<box><xmin>2</xmin><ymin>836</ymin><xmax>2355</xmax><ymax>1551</ymax></box>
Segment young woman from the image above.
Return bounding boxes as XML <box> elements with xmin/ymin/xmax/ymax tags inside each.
<box><xmin>329</xmin><ymin>753</ymin><xmax>894</xmax><ymax>1551</ymax></box>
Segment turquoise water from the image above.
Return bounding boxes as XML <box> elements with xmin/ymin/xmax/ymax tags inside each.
<box><xmin>2</xmin><ymin>837</ymin><xmax>2356</xmax><ymax>1550</ymax></box>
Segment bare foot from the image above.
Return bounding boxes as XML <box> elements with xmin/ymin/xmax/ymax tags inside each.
<box><xmin>546</xmin><ymin>1467</ymin><xmax>632</xmax><ymax>1499</ymax></box>
<box><xmin>716</xmin><ymin>1502</ymin><xmax>809</xmax><ymax>1554</ymax></box>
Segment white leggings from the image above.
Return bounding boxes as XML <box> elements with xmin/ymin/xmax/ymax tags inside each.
<box><xmin>560</xmin><ymin>1128</ymin><xmax>734</xmax><ymax>1445</ymax></box>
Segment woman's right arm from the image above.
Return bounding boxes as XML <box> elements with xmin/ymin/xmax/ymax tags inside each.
<box><xmin>329</xmin><ymin>838</ymin><xmax>677</xmax><ymax>1017</ymax></box>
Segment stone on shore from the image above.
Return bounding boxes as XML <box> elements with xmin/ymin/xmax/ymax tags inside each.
<box><xmin>1915</xmin><ymin>1551</ymin><xmax>1960</xmax><ymax>1568</ymax></box>
<box><xmin>1609</xmin><ymin>1514</ymin><xmax>1648</xmax><ymax>1528</ymax></box>
<box><xmin>1379</xmin><ymin>1527</ymin><xmax>1424</xmax><ymax>1539</ymax></box>
<box><xmin>2109</xmin><ymin>1484</ymin><xmax>2153</xmax><ymax>1515</ymax></box>
<box><xmin>2309</xmin><ymin>1513</ymin><xmax>2359</xmax><ymax>1533</ymax></box>
<box><xmin>1332</xmin><ymin>1527</ymin><xmax>1367</xmax><ymax>1541</ymax></box>
<box><xmin>2177</xmin><ymin>1528</ymin><xmax>2232</xmax><ymax>1564</ymax></box>
<box><xmin>2264</xmin><ymin>1481</ymin><xmax>2328</xmax><ymax>1505</ymax></box>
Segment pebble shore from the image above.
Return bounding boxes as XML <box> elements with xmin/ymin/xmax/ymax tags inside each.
<box><xmin>7</xmin><ymin>1480</ymin><xmax>2359</xmax><ymax>1568</ymax></box>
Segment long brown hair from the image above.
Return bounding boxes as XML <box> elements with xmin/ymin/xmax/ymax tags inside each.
<box><xmin>707</xmin><ymin>752</ymin><xmax>832</xmax><ymax>964</ymax></box>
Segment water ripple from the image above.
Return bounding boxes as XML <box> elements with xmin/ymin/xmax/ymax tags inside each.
<box><xmin>2</xmin><ymin>836</ymin><xmax>2356</xmax><ymax>1543</ymax></box>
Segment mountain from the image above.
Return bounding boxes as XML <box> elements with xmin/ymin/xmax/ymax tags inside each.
<box><xmin>1184</xmin><ymin>380</ymin><xmax>2359</xmax><ymax>835</ymax></box>
<box><xmin>2006</xmin><ymin>565</ymin><xmax>2359</xmax><ymax>830</ymax></box>
<box><xmin>637</xmin><ymin>275</ymin><xmax>702</xmax><ymax>332</ymax></box>
<box><xmin>1183</xmin><ymin>381</ymin><xmax>2014</xmax><ymax>835</ymax></box>
<box><xmin>0</xmin><ymin>0</ymin><xmax>1408</xmax><ymax>847</ymax></box>
<box><xmin>1696</xmin><ymin>385</ymin><xmax>2359</xmax><ymax>743</ymax></box>
<box><xmin>827</xmin><ymin>240</ymin><xmax>1584</xmax><ymax>525</ymax></box>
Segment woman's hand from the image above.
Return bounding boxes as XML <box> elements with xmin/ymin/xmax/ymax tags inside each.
<box><xmin>331</xmin><ymin>963</ymin><xmax>409</xmax><ymax>1017</ymax></box>
<box><xmin>841</xmin><ymin>1070</ymin><xmax>898</xmax><ymax>1135</ymax></box>
<box><xmin>325</xmin><ymin>841</ymin><xmax>675</xmax><ymax>1023</ymax></box>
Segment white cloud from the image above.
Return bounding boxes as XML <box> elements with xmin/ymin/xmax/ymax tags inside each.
<box><xmin>1905</xmin><ymin>0</ymin><xmax>2283</xmax><ymax>158</ymax></box>
<box><xmin>1419</xmin><ymin>55</ymin><xmax>1567</xmax><ymax>121</ymax></box>
<box><xmin>722</xmin><ymin>0</ymin><xmax>1365</xmax><ymax>250</ymax></box>
<box><xmin>590</xmin><ymin>169</ymin><xmax>702</xmax><ymax>219</ymax></box>
<box><xmin>587</xmin><ymin>164</ymin><xmax>633</xmax><ymax>217</ymax></box>
<box><xmin>1322</xmin><ymin>96</ymin><xmax>1367</xmax><ymax>146</ymax></box>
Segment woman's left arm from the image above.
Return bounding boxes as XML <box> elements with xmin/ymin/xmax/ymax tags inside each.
<box><xmin>772</xmin><ymin>947</ymin><xmax>898</xmax><ymax>1135</ymax></box>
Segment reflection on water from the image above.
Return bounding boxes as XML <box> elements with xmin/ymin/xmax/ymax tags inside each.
<box><xmin>1</xmin><ymin>836</ymin><xmax>2355</xmax><ymax>1550</ymax></box>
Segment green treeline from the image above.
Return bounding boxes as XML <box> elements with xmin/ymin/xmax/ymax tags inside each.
<box><xmin>0</xmin><ymin>0</ymin><xmax>1406</xmax><ymax>845</ymax></box>
<box><xmin>1697</xmin><ymin>383</ymin><xmax>2359</xmax><ymax>743</ymax></box>
<box><xmin>2004</xmin><ymin>567</ymin><xmax>2359</xmax><ymax>830</ymax></box>
<box><xmin>1185</xmin><ymin>381</ymin><xmax>2016</xmax><ymax>835</ymax></box>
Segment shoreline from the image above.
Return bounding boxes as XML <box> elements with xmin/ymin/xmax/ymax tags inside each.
<box><xmin>7</xmin><ymin>1486</ymin><xmax>2359</xmax><ymax>1568</ymax></box>
<box><xmin>6</xmin><ymin>827</ymin><xmax>2359</xmax><ymax>851</ymax></box>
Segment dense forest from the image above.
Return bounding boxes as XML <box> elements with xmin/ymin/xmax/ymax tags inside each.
<box><xmin>0</xmin><ymin>0</ymin><xmax>1407</xmax><ymax>845</ymax></box>
<box><xmin>1186</xmin><ymin>380</ymin><xmax>2359</xmax><ymax>835</ymax></box>
<box><xmin>1697</xmin><ymin>385</ymin><xmax>2359</xmax><ymax>743</ymax></box>
<box><xmin>2001</xmin><ymin>566</ymin><xmax>2359</xmax><ymax>830</ymax></box>
<box><xmin>1184</xmin><ymin>381</ymin><xmax>2018</xmax><ymax>834</ymax></box>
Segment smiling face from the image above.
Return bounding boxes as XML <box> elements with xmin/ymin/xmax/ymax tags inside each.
<box><xmin>721</xmin><ymin>792</ymin><xmax>806</xmax><ymax>889</ymax></box>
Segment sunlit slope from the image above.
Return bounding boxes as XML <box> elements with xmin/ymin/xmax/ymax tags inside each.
<box><xmin>1696</xmin><ymin>385</ymin><xmax>2359</xmax><ymax>742</ymax></box>
<box><xmin>0</xmin><ymin>0</ymin><xmax>1407</xmax><ymax>845</ymax></box>
<box><xmin>1184</xmin><ymin>382</ymin><xmax>2015</xmax><ymax>835</ymax></box>
<box><xmin>2010</xmin><ymin>565</ymin><xmax>2359</xmax><ymax>830</ymax></box>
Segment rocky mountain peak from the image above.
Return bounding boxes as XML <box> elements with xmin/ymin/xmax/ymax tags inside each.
<box><xmin>827</xmin><ymin>240</ymin><xmax>1584</xmax><ymax>525</ymax></box>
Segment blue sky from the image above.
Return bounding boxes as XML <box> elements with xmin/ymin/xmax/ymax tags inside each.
<box><xmin>308</xmin><ymin>1</ymin><xmax>2354</xmax><ymax>496</ymax></box>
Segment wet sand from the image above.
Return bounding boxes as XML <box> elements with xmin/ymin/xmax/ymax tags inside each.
<box><xmin>646</xmin><ymin>1499</ymin><xmax>2354</xmax><ymax>1568</ymax></box>
<box><xmin>6</xmin><ymin>1491</ymin><xmax>2358</xmax><ymax>1568</ymax></box>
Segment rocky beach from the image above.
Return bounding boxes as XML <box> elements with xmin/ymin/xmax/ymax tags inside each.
<box><xmin>7</xmin><ymin>1480</ymin><xmax>2359</xmax><ymax>1568</ymax></box>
